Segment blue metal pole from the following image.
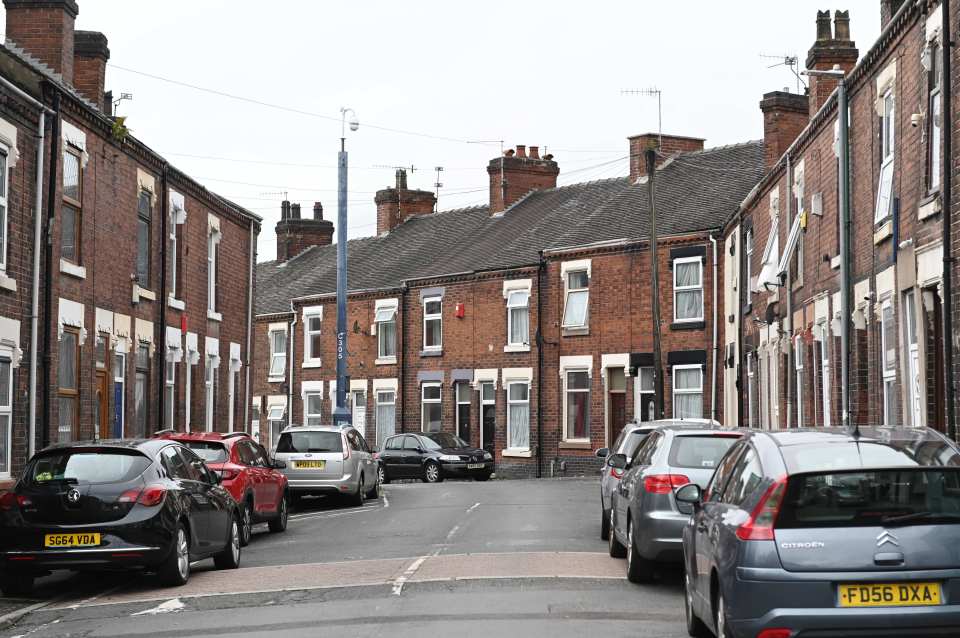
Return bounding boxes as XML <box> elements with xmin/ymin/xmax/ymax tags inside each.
<box><xmin>333</xmin><ymin>139</ymin><xmax>351</xmax><ymax>427</ymax></box>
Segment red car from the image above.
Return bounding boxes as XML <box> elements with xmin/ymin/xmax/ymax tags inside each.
<box><xmin>155</xmin><ymin>431</ymin><xmax>288</xmax><ymax>546</ymax></box>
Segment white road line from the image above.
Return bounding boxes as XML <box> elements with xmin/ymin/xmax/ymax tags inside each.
<box><xmin>288</xmin><ymin>505</ymin><xmax>382</xmax><ymax>521</ymax></box>
<box><xmin>391</xmin><ymin>554</ymin><xmax>429</xmax><ymax>596</ymax></box>
<box><xmin>467</xmin><ymin>502</ymin><xmax>480</xmax><ymax>513</ymax></box>
<box><xmin>382</xmin><ymin>492</ymin><xmax>389</xmax><ymax>508</ymax></box>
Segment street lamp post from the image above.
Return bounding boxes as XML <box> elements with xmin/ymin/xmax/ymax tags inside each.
<box><xmin>333</xmin><ymin>108</ymin><xmax>359</xmax><ymax>428</ymax></box>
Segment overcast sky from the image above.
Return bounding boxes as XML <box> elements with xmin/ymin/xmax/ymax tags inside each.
<box><xmin>4</xmin><ymin>1</ymin><xmax>882</xmax><ymax>262</ymax></box>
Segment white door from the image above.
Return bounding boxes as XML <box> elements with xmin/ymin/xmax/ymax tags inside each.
<box><xmin>820</xmin><ymin>329</ymin><xmax>831</xmax><ymax>428</ymax></box>
<box><xmin>352</xmin><ymin>389</ymin><xmax>367</xmax><ymax>435</ymax></box>
<box><xmin>904</xmin><ymin>290</ymin><xmax>923</xmax><ymax>427</ymax></box>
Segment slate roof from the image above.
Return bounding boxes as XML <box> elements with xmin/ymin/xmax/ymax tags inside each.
<box><xmin>256</xmin><ymin>141</ymin><xmax>765</xmax><ymax>316</ymax></box>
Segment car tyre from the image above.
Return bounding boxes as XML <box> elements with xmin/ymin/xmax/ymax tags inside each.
<box><xmin>626</xmin><ymin>516</ymin><xmax>655</xmax><ymax>583</ymax></box>
<box><xmin>600</xmin><ymin>506</ymin><xmax>610</xmax><ymax>540</ymax></box>
<box><xmin>239</xmin><ymin>499</ymin><xmax>253</xmax><ymax>547</ymax></box>
<box><xmin>349</xmin><ymin>474</ymin><xmax>365</xmax><ymax>506</ymax></box>
<box><xmin>422</xmin><ymin>462</ymin><xmax>442</xmax><ymax>484</ymax></box>
<box><xmin>0</xmin><ymin>571</ymin><xmax>34</xmax><ymax>596</ymax></box>
<box><xmin>608</xmin><ymin>509</ymin><xmax>627</xmax><ymax>558</ymax></box>
<box><xmin>158</xmin><ymin>522</ymin><xmax>191</xmax><ymax>587</ymax></box>
<box><xmin>268</xmin><ymin>494</ymin><xmax>288</xmax><ymax>533</ymax></box>
<box><xmin>684</xmin><ymin>568</ymin><xmax>710</xmax><ymax>637</ymax></box>
<box><xmin>213</xmin><ymin>514</ymin><xmax>242</xmax><ymax>570</ymax></box>
<box><xmin>366</xmin><ymin>470</ymin><xmax>380</xmax><ymax>499</ymax></box>
<box><xmin>474</xmin><ymin>472</ymin><xmax>491</xmax><ymax>482</ymax></box>
<box><xmin>714</xmin><ymin>588</ymin><xmax>732</xmax><ymax>638</ymax></box>
<box><xmin>379</xmin><ymin>464</ymin><xmax>389</xmax><ymax>485</ymax></box>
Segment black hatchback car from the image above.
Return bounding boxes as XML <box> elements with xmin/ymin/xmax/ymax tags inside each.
<box><xmin>378</xmin><ymin>432</ymin><xmax>493</xmax><ymax>483</ymax></box>
<box><xmin>0</xmin><ymin>439</ymin><xmax>241</xmax><ymax>595</ymax></box>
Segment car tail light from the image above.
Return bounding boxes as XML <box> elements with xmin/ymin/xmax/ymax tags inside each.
<box><xmin>118</xmin><ymin>488</ymin><xmax>141</xmax><ymax>504</ymax></box>
<box><xmin>342</xmin><ymin>435</ymin><xmax>351</xmax><ymax>461</ymax></box>
<box><xmin>0</xmin><ymin>492</ymin><xmax>30</xmax><ymax>510</ymax></box>
<box><xmin>758</xmin><ymin>630</ymin><xmax>793</xmax><ymax>638</ymax></box>
<box><xmin>736</xmin><ymin>476</ymin><xmax>787</xmax><ymax>541</ymax></box>
<box><xmin>644</xmin><ymin>474</ymin><xmax>690</xmax><ymax>494</ymax></box>
<box><xmin>219</xmin><ymin>468</ymin><xmax>239</xmax><ymax>481</ymax></box>
<box><xmin>119</xmin><ymin>486</ymin><xmax>166</xmax><ymax>507</ymax></box>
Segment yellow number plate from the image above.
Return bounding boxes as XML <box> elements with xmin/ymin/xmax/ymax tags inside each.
<box><xmin>44</xmin><ymin>533</ymin><xmax>101</xmax><ymax>548</ymax></box>
<box><xmin>295</xmin><ymin>460</ymin><xmax>326</xmax><ymax>469</ymax></box>
<box><xmin>838</xmin><ymin>582</ymin><xmax>941</xmax><ymax>607</ymax></box>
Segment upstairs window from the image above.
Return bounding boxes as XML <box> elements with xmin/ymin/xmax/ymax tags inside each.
<box><xmin>136</xmin><ymin>190</ymin><xmax>152</xmax><ymax>288</ymax></box>
<box><xmin>673</xmin><ymin>257</ymin><xmax>703</xmax><ymax>322</ymax></box>
<box><xmin>423</xmin><ymin>297</ymin><xmax>442</xmax><ymax>350</ymax></box>
<box><xmin>875</xmin><ymin>89</ymin><xmax>895</xmax><ymax>223</ymax></box>
<box><xmin>207</xmin><ymin>229</ymin><xmax>219</xmax><ymax>313</ymax></box>
<box><xmin>304</xmin><ymin>310</ymin><xmax>322</xmax><ymax>364</ymax></box>
<box><xmin>61</xmin><ymin>148</ymin><xmax>82</xmax><ymax>264</ymax></box>
<box><xmin>506</xmin><ymin>290</ymin><xmax>530</xmax><ymax>346</ymax></box>
<box><xmin>375</xmin><ymin>304</ymin><xmax>397</xmax><ymax>359</ymax></box>
<box><xmin>927</xmin><ymin>40</ymin><xmax>942</xmax><ymax>193</ymax></box>
<box><xmin>744</xmin><ymin>229</ymin><xmax>753</xmax><ymax>300</ymax></box>
<box><xmin>269</xmin><ymin>329</ymin><xmax>287</xmax><ymax>378</ymax></box>
<box><xmin>562</xmin><ymin>270</ymin><xmax>589</xmax><ymax>329</ymax></box>
<box><xmin>0</xmin><ymin>148</ymin><xmax>8</xmax><ymax>272</ymax></box>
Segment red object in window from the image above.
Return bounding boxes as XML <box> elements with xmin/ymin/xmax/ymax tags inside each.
<box><xmin>455</xmin><ymin>303</ymin><xmax>465</xmax><ymax>318</ymax></box>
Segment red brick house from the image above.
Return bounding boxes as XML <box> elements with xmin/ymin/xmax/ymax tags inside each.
<box><xmin>253</xmin><ymin>138</ymin><xmax>763</xmax><ymax>478</ymax></box>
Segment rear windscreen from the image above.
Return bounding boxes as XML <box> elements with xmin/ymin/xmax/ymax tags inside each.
<box><xmin>777</xmin><ymin>469</ymin><xmax>960</xmax><ymax>528</ymax></box>
<box><xmin>668</xmin><ymin>435</ymin><xmax>739</xmax><ymax>470</ymax></box>
<box><xmin>28</xmin><ymin>450</ymin><xmax>151</xmax><ymax>485</ymax></box>
<box><xmin>183</xmin><ymin>441</ymin><xmax>228</xmax><ymax>464</ymax></box>
<box><xmin>276</xmin><ymin>431</ymin><xmax>343</xmax><ymax>454</ymax></box>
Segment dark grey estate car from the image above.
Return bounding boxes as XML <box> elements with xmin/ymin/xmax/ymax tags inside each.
<box><xmin>679</xmin><ymin>426</ymin><xmax>960</xmax><ymax>638</ymax></box>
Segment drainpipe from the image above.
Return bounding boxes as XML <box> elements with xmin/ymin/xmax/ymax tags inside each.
<box><xmin>288</xmin><ymin>301</ymin><xmax>297</xmax><ymax>428</ymax></box>
<box><xmin>785</xmin><ymin>155</ymin><xmax>793</xmax><ymax>430</ymax></box>
<box><xmin>709</xmin><ymin>235</ymin><xmax>718</xmax><ymax>423</ymax></box>
<box><xmin>0</xmin><ymin>77</ymin><xmax>54</xmax><ymax>457</ymax></box>
<box><xmin>536</xmin><ymin>254</ymin><xmax>545</xmax><ymax>477</ymax></box>
<box><xmin>244</xmin><ymin>219</ymin><xmax>256</xmax><ymax>432</ymax></box>
<box><xmin>399</xmin><ymin>283</ymin><xmax>408</xmax><ymax>433</ymax></box>
<box><xmin>736</xmin><ymin>211</ymin><xmax>744</xmax><ymax>428</ymax></box>
<box><xmin>941</xmin><ymin>0</ymin><xmax>956</xmax><ymax>440</ymax></box>
<box><xmin>41</xmin><ymin>90</ymin><xmax>60</xmax><ymax>449</ymax></box>
<box><xmin>157</xmin><ymin>165</ymin><xmax>168</xmax><ymax>431</ymax></box>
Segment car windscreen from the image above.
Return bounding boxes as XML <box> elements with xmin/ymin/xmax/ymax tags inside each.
<box><xmin>27</xmin><ymin>450</ymin><xmax>151</xmax><ymax>486</ymax></box>
<box><xmin>422</xmin><ymin>432</ymin><xmax>467</xmax><ymax>449</ymax></box>
<box><xmin>777</xmin><ymin>469</ymin><xmax>960</xmax><ymax>528</ymax></box>
<box><xmin>668</xmin><ymin>435</ymin><xmax>740</xmax><ymax>470</ymax></box>
<box><xmin>276</xmin><ymin>431</ymin><xmax>343</xmax><ymax>454</ymax></box>
<box><xmin>182</xmin><ymin>441</ymin><xmax>228</xmax><ymax>464</ymax></box>
<box><xmin>620</xmin><ymin>431</ymin><xmax>651</xmax><ymax>458</ymax></box>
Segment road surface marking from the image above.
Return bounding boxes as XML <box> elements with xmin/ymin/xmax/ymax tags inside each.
<box><xmin>382</xmin><ymin>492</ymin><xmax>389</xmax><ymax>508</ymax></box>
<box><xmin>391</xmin><ymin>554</ymin><xmax>429</xmax><ymax>596</ymax></box>
<box><xmin>467</xmin><ymin>502</ymin><xmax>480</xmax><ymax>513</ymax></box>
<box><xmin>131</xmin><ymin>598</ymin><xmax>184</xmax><ymax>616</ymax></box>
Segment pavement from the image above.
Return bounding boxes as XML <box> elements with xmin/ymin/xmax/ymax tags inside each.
<box><xmin>0</xmin><ymin>477</ymin><xmax>688</xmax><ymax>637</ymax></box>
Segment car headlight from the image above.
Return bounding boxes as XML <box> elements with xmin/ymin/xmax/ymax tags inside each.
<box><xmin>483</xmin><ymin>451</ymin><xmax>493</xmax><ymax>460</ymax></box>
<box><xmin>438</xmin><ymin>454</ymin><xmax>461</xmax><ymax>462</ymax></box>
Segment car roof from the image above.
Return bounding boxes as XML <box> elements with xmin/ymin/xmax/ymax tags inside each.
<box><xmin>155</xmin><ymin>431</ymin><xmax>250</xmax><ymax>445</ymax></box>
<box><xmin>280</xmin><ymin>425</ymin><xmax>350</xmax><ymax>434</ymax></box>
<box><xmin>38</xmin><ymin>438</ymin><xmax>173</xmax><ymax>456</ymax></box>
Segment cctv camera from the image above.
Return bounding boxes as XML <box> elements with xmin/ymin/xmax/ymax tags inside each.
<box><xmin>910</xmin><ymin>113</ymin><xmax>923</xmax><ymax>128</ymax></box>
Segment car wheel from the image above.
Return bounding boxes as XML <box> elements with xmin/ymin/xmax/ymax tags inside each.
<box><xmin>626</xmin><ymin>516</ymin><xmax>655</xmax><ymax>583</ymax></box>
<box><xmin>600</xmin><ymin>507</ymin><xmax>610</xmax><ymax>541</ymax></box>
<box><xmin>366</xmin><ymin>469</ymin><xmax>380</xmax><ymax>499</ymax></box>
<box><xmin>213</xmin><ymin>514</ymin><xmax>242</xmax><ymax>570</ymax></box>
<box><xmin>158</xmin><ymin>522</ymin><xmax>190</xmax><ymax>586</ymax></box>
<box><xmin>608</xmin><ymin>509</ymin><xmax>627</xmax><ymax>558</ymax></box>
<box><xmin>0</xmin><ymin>571</ymin><xmax>34</xmax><ymax>596</ymax></box>
<box><xmin>350</xmin><ymin>474</ymin><xmax>365</xmax><ymax>506</ymax></box>
<box><xmin>422</xmin><ymin>462</ymin><xmax>442</xmax><ymax>484</ymax></box>
<box><xmin>239</xmin><ymin>500</ymin><xmax>253</xmax><ymax>547</ymax></box>
<box><xmin>268</xmin><ymin>494</ymin><xmax>288</xmax><ymax>533</ymax></box>
<box><xmin>474</xmin><ymin>472</ymin><xmax>491</xmax><ymax>482</ymax></box>
<box><xmin>379</xmin><ymin>464</ymin><xmax>389</xmax><ymax>485</ymax></box>
<box><xmin>714</xmin><ymin>588</ymin><xmax>732</xmax><ymax>638</ymax></box>
<box><xmin>684</xmin><ymin>568</ymin><xmax>710</xmax><ymax>637</ymax></box>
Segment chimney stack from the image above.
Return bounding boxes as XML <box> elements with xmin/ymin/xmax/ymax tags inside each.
<box><xmin>275</xmin><ymin>200</ymin><xmax>333</xmax><ymax>262</ymax></box>
<box><xmin>487</xmin><ymin>145</ymin><xmax>559</xmax><ymax>214</ymax></box>
<box><xmin>3</xmin><ymin>0</ymin><xmax>79</xmax><ymax>80</ymax></box>
<box><xmin>759</xmin><ymin>91</ymin><xmax>810</xmax><ymax>171</ymax></box>
<box><xmin>375</xmin><ymin>168</ymin><xmax>436</xmax><ymax>235</ymax></box>
<box><xmin>805</xmin><ymin>10</ymin><xmax>859</xmax><ymax>118</ymax></box>
<box><xmin>73</xmin><ymin>30</ymin><xmax>109</xmax><ymax>110</ymax></box>
<box><xmin>627</xmin><ymin>133</ymin><xmax>705</xmax><ymax>181</ymax></box>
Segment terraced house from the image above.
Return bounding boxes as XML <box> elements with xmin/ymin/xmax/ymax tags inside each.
<box><xmin>0</xmin><ymin>0</ymin><xmax>260</xmax><ymax>483</ymax></box>
<box><xmin>724</xmin><ymin>2</ymin><xmax>953</xmax><ymax>431</ymax></box>
<box><xmin>253</xmin><ymin>137</ymin><xmax>763</xmax><ymax>478</ymax></box>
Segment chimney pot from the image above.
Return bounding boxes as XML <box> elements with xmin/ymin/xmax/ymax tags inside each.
<box><xmin>313</xmin><ymin>202</ymin><xmax>323</xmax><ymax>220</ymax></box>
<box><xmin>833</xmin><ymin>10</ymin><xmax>851</xmax><ymax>41</ymax></box>
<box><xmin>516</xmin><ymin>145</ymin><xmax>526</xmax><ymax>158</ymax></box>
<box><xmin>281</xmin><ymin>200</ymin><xmax>291</xmax><ymax>220</ymax></box>
<box><xmin>529</xmin><ymin>146</ymin><xmax>540</xmax><ymax>159</ymax></box>
<box><xmin>395</xmin><ymin>168</ymin><xmax>408</xmax><ymax>190</ymax></box>
<box><xmin>815</xmin><ymin>9</ymin><xmax>832</xmax><ymax>41</ymax></box>
<box><xmin>805</xmin><ymin>9</ymin><xmax>858</xmax><ymax>117</ymax></box>
<box><xmin>291</xmin><ymin>203</ymin><xmax>301</xmax><ymax>219</ymax></box>
<box><xmin>504</xmin><ymin>149</ymin><xmax>515</xmax><ymax>157</ymax></box>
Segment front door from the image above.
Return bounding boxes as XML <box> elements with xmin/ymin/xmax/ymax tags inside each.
<box><xmin>610</xmin><ymin>393</ymin><xmax>626</xmax><ymax>445</ymax></box>
<box><xmin>352</xmin><ymin>390</ymin><xmax>367</xmax><ymax>434</ymax></box>
<box><xmin>480</xmin><ymin>382</ymin><xmax>495</xmax><ymax>454</ymax></box>
<box><xmin>95</xmin><ymin>371</ymin><xmax>109</xmax><ymax>440</ymax></box>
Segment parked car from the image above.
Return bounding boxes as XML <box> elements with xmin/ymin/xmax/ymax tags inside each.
<box><xmin>0</xmin><ymin>439</ymin><xmax>241</xmax><ymax>595</ymax></box>
<box><xmin>608</xmin><ymin>424</ymin><xmax>742</xmax><ymax>583</ymax></box>
<box><xmin>273</xmin><ymin>425</ymin><xmax>378</xmax><ymax>506</ymax></box>
<box><xmin>155</xmin><ymin>431</ymin><xmax>289</xmax><ymax>546</ymax></box>
<box><xmin>596</xmin><ymin>421</ymin><xmax>658</xmax><ymax>540</ymax></box>
<box><xmin>378</xmin><ymin>432</ymin><xmax>493</xmax><ymax>484</ymax></box>
<box><xmin>679</xmin><ymin>426</ymin><xmax>960</xmax><ymax>638</ymax></box>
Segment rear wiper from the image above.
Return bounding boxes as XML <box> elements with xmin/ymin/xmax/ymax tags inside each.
<box><xmin>881</xmin><ymin>511</ymin><xmax>960</xmax><ymax>525</ymax></box>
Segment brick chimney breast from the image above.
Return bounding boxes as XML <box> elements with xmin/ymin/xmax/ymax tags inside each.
<box><xmin>3</xmin><ymin>0</ymin><xmax>79</xmax><ymax>80</ymax></box>
<box><xmin>375</xmin><ymin>168</ymin><xmax>437</xmax><ymax>235</ymax></box>
<box><xmin>759</xmin><ymin>91</ymin><xmax>810</xmax><ymax>171</ymax></box>
<box><xmin>627</xmin><ymin>133</ymin><xmax>705</xmax><ymax>181</ymax></box>
<box><xmin>276</xmin><ymin>200</ymin><xmax>333</xmax><ymax>262</ymax></box>
<box><xmin>805</xmin><ymin>9</ymin><xmax>859</xmax><ymax>118</ymax></box>
<box><xmin>73</xmin><ymin>30</ymin><xmax>109</xmax><ymax>109</ymax></box>
<box><xmin>487</xmin><ymin>149</ymin><xmax>559</xmax><ymax>214</ymax></box>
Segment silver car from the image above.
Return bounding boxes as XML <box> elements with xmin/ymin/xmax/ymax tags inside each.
<box><xmin>596</xmin><ymin>422</ymin><xmax>658</xmax><ymax>540</ymax></box>
<box><xmin>607</xmin><ymin>424</ymin><xmax>742</xmax><ymax>583</ymax></box>
<box><xmin>679</xmin><ymin>426</ymin><xmax>960</xmax><ymax>638</ymax></box>
<box><xmin>273</xmin><ymin>425</ymin><xmax>379</xmax><ymax>506</ymax></box>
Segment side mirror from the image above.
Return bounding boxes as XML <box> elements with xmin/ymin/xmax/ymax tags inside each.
<box><xmin>675</xmin><ymin>483</ymin><xmax>703</xmax><ymax>505</ymax></box>
<box><xmin>595</xmin><ymin>447</ymin><xmax>609</xmax><ymax>458</ymax></box>
<box><xmin>606</xmin><ymin>453</ymin><xmax>628</xmax><ymax>470</ymax></box>
<box><xmin>272</xmin><ymin>460</ymin><xmax>287</xmax><ymax>470</ymax></box>
<box><xmin>416</xmin><ymin>446</ymin><xmax>425</xmax><ymax>454</ymax></box>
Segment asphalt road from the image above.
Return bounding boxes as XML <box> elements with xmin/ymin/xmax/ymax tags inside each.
<box><xmin>0</xmin><ymin>478</ymin><xmax>688</xmax><ymax>638</ymax></box>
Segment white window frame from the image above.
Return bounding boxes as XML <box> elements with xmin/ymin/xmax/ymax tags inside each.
<box><xmin>506</xmin><ymin>289</ymin><xmax>530</xmax><ymax>347</ymax></box>
<box><xmin>268</xmin><ymin>328</ymin><xmax>287</xmax><ymax>380</ymax></box>
<box><xmin>561</xmin><ymin>270</ymin><xmax>590</xmax><ymax>329</ymax></box>
<box><xmin>375</xmin><ymin>303</ymin><xmax>397</xmax><ymax>362</ymax></box>
<box><xmin>204</xmin><ymin>356</ymin><xmax>215</xmax><ymax>432</ymax></box>
<box><xmin>165</xmin><ymin>359</ymin><xmax>175</xmax><ymax>430</ymax></box>
<box><xmin>794</xmin><ymin>336</ymin><xmax>804</xmax><ymax>428</ymax></box>
<box><xmin>0</xmin><ymin>146</ymin><xmax>9</xmax><ymax>273</ymax></box>
<box><xmin>819</xmin><ymin>323</ymin><xmax>832</xmax><ymax>428</ymax></box>
<box><xmin>903</xmin><ymin>290</ymin><xmax>922</xmax><ymax>427</ymax></box>
<box><xmin>634</xmin><ymin>366</ymin><xmax>654</xmax><ymax>422</ymax></box>
<box><xmin>422</xmin><ymin>297</ymin><xmax>442</xmax><ymax>351</ymax></box>
<box><xmin>303</xmin><ymin>309</ymin><xmax>323</xmax><ymax>366</ymax></box>
<box><xmin>563</xmin><ymin>368</ymin><xmax>591</xmax><ymax>442</ymax></box>
<box><xmin>455</xmin><ymin>382</ymin><xmax>471</xmax><ymax>440</ymax></box>
<box><xmin>745</xmin><ymin>229</ymin><xmax>753</xmax><ymax>301</ymax></box>
<box><xmin>304</xmin><ymin>391</ymin><xmax>323</xmax><ymax>427</ymax></box>
<box><xmin>375</xmin><ymin>389</ymin><xmax>396</xmax><ymax>448</ymax></box>
<box><xmin>747</xmin><ymin>353</ymin><xmax>756</xmax><ymax>428</ymax></box>
<box><xmin>928</xmin><ymin>39</ymin><xmax>942</xmax><ymax>193</ymax></box>
<box><xmin>672</xmin><ymin>364</ymin><xmax>703</xmax><ymax>420</ymax></box>
<box><xmin>673</xmin><ymin>256</ymin><xmax>704</xmax><ymax>323</ymax></box>
<box><xmin>421</xmin><ymin>382</ymin><xmax>442</xmax><ymax>432</ymax></box>
<box><xmin>0</xmin><ymin>356</ymin><xmax>11</xmax><ymax>479</ymax></box>
<box><xmin>875</xmin><ymin>88</ymin><xmax>896</xmax><ymax>224</ymax></box>
<box><xmin>113</xmin><ymin>351</ymin><xmax>125</xmax><ymax>438</ymax></box>
<box><xmin>207</xmin><ymin>229</ymin><xmax>218</xmax><ymax>315</ymax></box>
<box><xmin>506</xmin><ymin>380</ymin><xmax>530</xmax><ymax>452</ymax></box>
<box><xmin>880</xmin><ymin>300</ymin><xmax>897</xmax><ymax>425</ymax></box>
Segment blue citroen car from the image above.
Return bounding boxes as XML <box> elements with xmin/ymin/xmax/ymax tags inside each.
<box><xmin>678</xmin><ymin>426</ymin><xmax>960</xmax><ymax>638</ymax></box>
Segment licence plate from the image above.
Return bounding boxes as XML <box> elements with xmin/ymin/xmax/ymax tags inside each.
<box><xmin>44</xmin><ymin>533</ymin><xmax>101</xmax><ymax>548</ymax></box>
<box><xmin>295</xmin><ymin>460</ymin><xmax>326</xmax><ymax>469</ymax></box>
<box><xmin>467</xmin><ymin>463</ymin><xmax>485</xmax><ymax>469</ymax></box>
<box><xmin>838</xmin><ymin>582</ymin><xmax>941</xmax><ymax>607</ymax></box>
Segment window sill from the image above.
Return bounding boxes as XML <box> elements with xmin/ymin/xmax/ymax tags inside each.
<box><xmin>561</xmin><ymin>327</ymin><xmax>589</xmax><ymax>337</ymax></box>
<box><xmin>420</xmin><ymin>349</ymin><xmax>443</xmax><ymax>358</ymax></box>
<box><xmin>375</xmin><ymin>356</ymin><xmax>397</xmax><ymax>366</ymax></box>
<box><xmin>830</xmin><ymin>255</ymin><xmax>841</xmax><ymax>270</ymax></box>
<box><xmin>267</xmin><ymin>376</ymin><xmax>285</xmax><ymax>384</ymax></box>
<box><xmin>918</xmin><ymin>193</ymin><xmax>942</xmax><ymax>221</ymax></box>
<box><xmin>207</xmin><ymin>309</ymin><xmax>223</xmax><ymax>322</ymax></box>
<box><xmin>133</xmin><ymin>285</ymin><xmax>156</xmax><ymax>302</ymax></box>
<box><xmin>558</xmin><ymin>440</ymin><xmax>592</xmax><ymax>450</ymax></box>
<box><xmin>502</xmin><ymin>449</ymin><xmax>532</xmax><ymax>458</ymax></box>
<box><xmin>59</xmin><ymin>259</ymin><xmax>86</xmax><ymax>280</ymax></box>
<box><xmin>0</xmin><ymin>271</ymin><xmax>16</xmax><ymax>293</ymax></box>
<box><xmin>671</xmin><ymin>320</ymin><xmax>705</xmax><ymax>331</ymax></box>
<box><xmin>873</xmin><ymin>219</ymin><xmax>893</xmax><ymax>245</ymax></box>
<box><xmin>503</xmin><ymin>344</ymin><xmax>531</xmax><ymax>353</ymax></box>
<box><xmin>168</xmin><ymin>296</ymin><xmax>185</xmax><ymax>311</ymax></box>
<box><xmin>302</xmin><ymin>360</ymin><xmax>322</xmax><ymax>369</ymax></box>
